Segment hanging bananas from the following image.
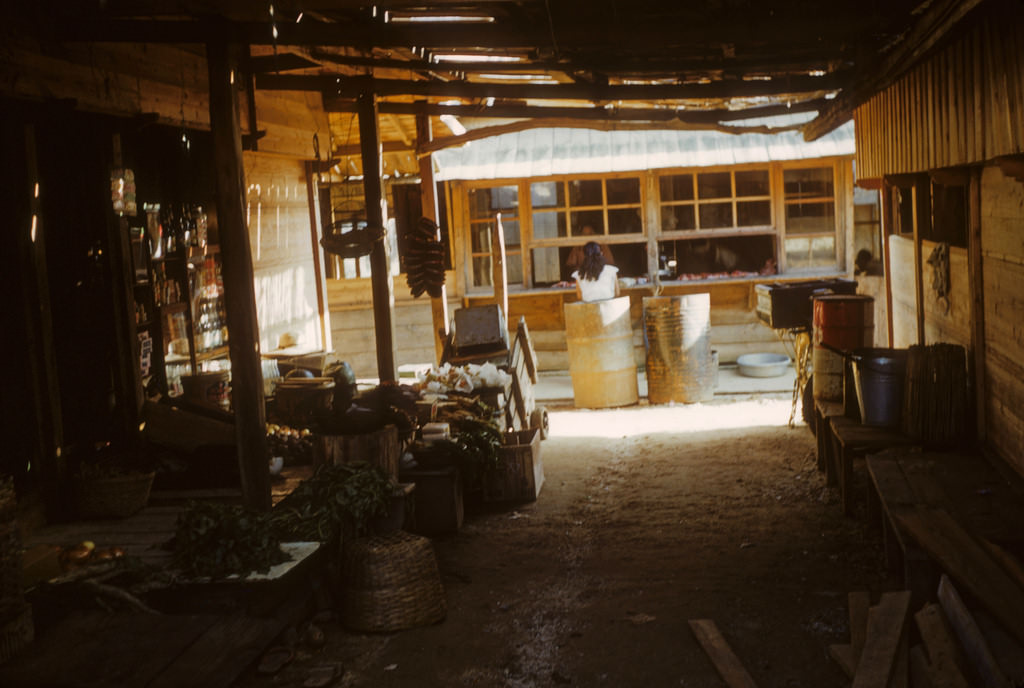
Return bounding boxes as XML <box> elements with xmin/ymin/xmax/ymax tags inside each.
<box><xmin>405</xmin><ymin>217</ymin><xmax>446</xmax><ymax>298</ymax></box>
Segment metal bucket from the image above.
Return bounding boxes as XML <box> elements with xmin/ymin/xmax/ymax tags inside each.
<box><xmin>851</xmin><ymin>348</ymin><xmax>908</xmax><ymax>427</ymax></box>
<box><xmin>642</xmin><ymin>294</ymin><xmax>713</xmax><ymax>404</ymax></box>
<box><xmin>812</xmin><ymin>295</ymin><xmax>874</xmax><ymax>402</ymax></box>
<box><xmin>564</xmin><ymin>296</ymin><xmax>638</xmax><ymax>408</ymax></box>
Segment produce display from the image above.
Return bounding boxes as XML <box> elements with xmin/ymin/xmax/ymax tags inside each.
<box><xmin>415</xmin><ymin>362</ymin><xmax>511</xmax><ymax>397</ymax></box>
<box><xmin>59</xmin><ymin>540</ymin><xmax>126</xmax><ymax>570</ymax></box>
<box><xmin>267</xmin><ymin>424</ymin><xmax>314</xmax><ymax>465</ymax></box>
<box><xmin>173</xmin><ymin>501</ymin><xmax>290</xmax><ymax>579</ymax></box>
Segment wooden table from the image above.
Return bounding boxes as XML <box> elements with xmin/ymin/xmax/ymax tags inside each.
<box><xmin>813</xmin><ymin>398</ymin><xmax>845</xmax><ymax>478</ymax></box>
<box><xmin>828</xmin><ymin>417</ymin><xmax>916</xmax><ymax>517</ymax></box>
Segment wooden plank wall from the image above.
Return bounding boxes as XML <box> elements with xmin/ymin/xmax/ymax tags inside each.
<box><xmin>888</xmin><ymin>236</ymin><xmax>971</xmax><ymax>349</ymax></box>
<box><xmin>980</xmin><ymin>165</ymin><xmax>1024</xmax><ymax>478</ymax></box>
<box><xmin>244</xmin><ymin>153</ymin><xmax>323</xmax><ymax>353</ymax></box>
<box><xmin>854</xmin><ymin>7</ymin><xmax>1024</xmax><ymax>179</ymax></box>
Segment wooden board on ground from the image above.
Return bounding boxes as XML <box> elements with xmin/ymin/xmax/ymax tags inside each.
<box><xmin>850</xmin><ymin>591</ymin><xmax>871</xmax><ymax>662</ymax></box>
<box><xmin>688</xmin><ymin>619</ymin><xmax>759</xmax><ymax>688</ymax></box>
<box><xmin>897</xmin><ymin>508</ymin><xmax>1024</xmax><ymax>647</ymax></box>
<box><xmin>937</xmin><ymin>575</ymin><xmax>1013</xmax><ymax>688</ymax></box>
<box><xmin>0</xmin><ymin>611</ymin><xmax>216</xmax><ymax>688</ymax></box>
<box><xmin>914</xmin><ymin>603</ymin><xmax>970</xmax><ymax>688</ymax></box>
<box><xmin>829</xmin><ymin>643</ymin><xmax>856</xmax><ymax>678</ymax></box>
<box><xmin>852</xmin><ymin>591</ymin><xmax>911</xmax><ymax>688</ymax></box>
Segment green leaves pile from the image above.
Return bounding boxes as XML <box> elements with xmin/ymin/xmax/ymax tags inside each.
<box><xmin>173</xmin><ymin>501</ymin><xmax>290</xmax><ymax>580</ymax></box>
<box><xmin>431</xmin><ymin>418</ymin><xmax>503</xmax><ymax>489</ymax></box>
<box><xmin>270</xmin><ymin>462</ymin><xmax>394</xmax><ymax>543</ymax></box>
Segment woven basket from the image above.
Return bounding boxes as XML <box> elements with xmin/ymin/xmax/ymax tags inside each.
<box><xmin>0</xmin><ymin>601</ymin><xmax>33</xmax><ymax>664</ymax></box>
<box><xmin>0</xmin><ymin>521</ymin><xmax>22</xmax><ymax>603</ymax></box>
<box><xmin>339</xmin><ymin>530</ymin><xmax>446</xmax><ymax>632</ymax></box>
<box><xmin>74</xmin><ymin>471</ymin><xmax>155</xmax><ymax>519</ymax></box>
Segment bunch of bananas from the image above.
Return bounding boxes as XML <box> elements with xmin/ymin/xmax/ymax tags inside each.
<box><xmin>404</xmin><ymin>217</ymin><xmax>446</xmax><ymax>298</ymax></box>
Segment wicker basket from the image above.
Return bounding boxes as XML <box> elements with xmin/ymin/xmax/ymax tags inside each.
<box><xmin>0</xmin><ymin>601</ymin><xmax>33</xmax><ymax>664</ymax></box>
<box><xmin>0</xmin><ymin>521</ymin><xmax>22</xmax><ymax>604</ymax></box>
<box><xmin>339</xmin><ymin>530</ymin><xmax>446</xmax><ymax>632</ymax></box>
<box><xmin>74</xmin><ymin>471</ymin><xmax>155</xmax><ymax>519</ymax></box>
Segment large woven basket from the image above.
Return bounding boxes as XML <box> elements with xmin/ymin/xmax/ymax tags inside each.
<box><xmin>339</xmin><ymin>530</ymin><xmax>446</xmax><ymax>632</ymax></box>
<box><xmin>0</xmin><ymin>521</ymin><xmax>22</xmax><ymax>603</ymax></box>
<box><xmin>74</xmin><ymin>471</ymin><xmax>155</xmax><ymax>519</ymax></box>
<box><xmin>0</xmin><ymin>601</ymin><xmax>33</xmax><ymax>664</ymax></box>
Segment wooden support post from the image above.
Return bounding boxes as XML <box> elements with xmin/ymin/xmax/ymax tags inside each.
<box><xmin>206</xmin><ymin>38</ymin><xmax>270</xmax><ymax>511</ymax></box>
<box><xmin>880</xmin><ymin>182</ymin><xmax>896</xmax><ymax>347</ymax></box>
<box><xmin>19</xmin><ymin>123</ymin><xmax>67</xmax><ymax>518</ymax></box>
<box><xmin>911</xmin><ymin>184</ymin><xmax>926</xmax><ymax>345</ymax></box>
<box><xmin>303</xmin><ymin>160</ymin><xmax>330</xmax><ymax>351</ymax></box>
<box><xmin>491</xmin><ymin>213</ymin><xmax>508</xmax><ymax>323</ymax></box>
<box><xmin>357</xmin><ymin>90</ymin><xmax>397</xmax><ymax>383</ymax></box>
<box><xmin>415</xmin><ymin>103</ymin><xmax>449</xmax><ymax>365</ymax></box>
<box><xmin>967</xmin><ymin>169</ymin><xmax>986</xmax><ymax>441</ymax></box>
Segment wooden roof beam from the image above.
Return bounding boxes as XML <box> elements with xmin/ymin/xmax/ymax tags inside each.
<box><xmin>258</xmin><ymin>74</ymin><xmax>842</xmax><ymax>101</ymax></box>
<box><xmin>326</xmin><ymin>97</ymin><xmax>828</xmax><ymax>125</ymax></box>
<box><xmin>802</xmin><ymin>0</ymin><xmax>984</xmax><ymax>141</ymax></box>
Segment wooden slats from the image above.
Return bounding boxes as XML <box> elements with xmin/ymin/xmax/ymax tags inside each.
<box><xmin>854</xmin><ymin>7</ymin><xmax>1024</xmax><ymax>178</ymax></box>
<box><xmin>689</xmin><ymin>619</ymin><xmax>759</xmax><ymax>688</ymax></box>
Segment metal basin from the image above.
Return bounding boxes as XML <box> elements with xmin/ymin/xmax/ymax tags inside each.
<box><xmin>736</xmin><ymin>353</ymin><xmax>790</xmax><ymax>378</ymax></box>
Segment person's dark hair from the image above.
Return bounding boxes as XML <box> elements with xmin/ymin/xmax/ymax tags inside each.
<box><xmin>855</xmin><ymin>249</ymin><xmax>873</xmax><ymax>272</ymax></box>
<box><xmin>578</xmin><ymin>241</ymin><xmax>606</xmax><ymax>281</ymax></box>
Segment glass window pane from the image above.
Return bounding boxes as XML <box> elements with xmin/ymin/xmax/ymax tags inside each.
<box><xmin>570</xmin><ymin>210</ymin><xmax>605</xmax><ymax>235</ymax></box>
<box><xmin>470</xmin><ymin>223</ymin><xmax>492</xmax><ymax>253</ymax></box>
<box><xmin>698</xmin><ymin>202</ymin><xmax>732</xmax><ymax>229</ymax></box>
<box><xmin>737</xmin><ymin>200</ymin><xmax>771</xmax><ymax>227</ymax></box>
<box><xmin>784</xmin><ymin>237</ymin><xmax>811</xmax><ymax>269</ymax></box>
<box><xmin>735</xmin><ymin>169</ymin><xmax>770</xmax><ymax>197</ymax></box>
<box><xmin>506</xmin><ymin>252</ymin><xmax>523</xmax><ymax>284</ymax></box>
<box><xmin>606</xmin><ymin>178</ymin><xmax>641</xmax><ymax>205</ymax></box>
<box><xmin>472</xmin><ymin>256</ymin><xmax>492</xmax><ymax>286</ymax></box>
<box><xmin>697</xmin><ymin>171</ymin><xmax>731</xmax><ymax>199</ymax></box>
<box><xmin>530</xmin><ymin>181</ymin><xmax>564</xmax><ymax>208</ymax></box>
<box><xmin>469</xmin><ymin>186</ymin><xmax>518</xmax><ymax>219</ymax></box>
<box><xmin>786</xmin><ymin>201</ymin><xmax>835</xmax><ymax>235</ymax></box>
<box><xmin>811</xmin><ymin>236</ymin><xmax>836</xmax><ymax>266</ymax></box>
<box><xmin>531</xmin><ymin>247</ymin><xmax>562</xmax><ymax>285</ymax></box>
<box><xmin>661</xmin><ymin>205</ymin><xmax>696</xmax><ymax>231</ymax></box>
<box><xmin>608</xmin><ymin>207</ymin><xmax>643</xmax><ymax>235</ymax></box>
<box><xmin>659</xmin><ymin>174</ymin><xmax>694</xmax><ymax>202</ymax></box>
<box><xmin>568</xmin><ymin>179</ymin><xmax>603</xmax><ymax>206</ymax></box>
<box><xmin>502</xmin><ymin>219</ymin><xmax>520</xmax><ymax>248</ymax></box>
<box><xmin>532</xmin><ymin>210</ymin><xmax>567</xmax><ymax>239</ymax></box>
<box><xmin>783</xmin><ymin>167</ymin><xmax>834</xmax><ymax>199</ymax></box>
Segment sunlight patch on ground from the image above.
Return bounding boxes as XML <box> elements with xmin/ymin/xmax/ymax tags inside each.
<box><xmin>550</xmin><ymin>397</ymin><xmax>796</xmax><ymax>439</ymax></box>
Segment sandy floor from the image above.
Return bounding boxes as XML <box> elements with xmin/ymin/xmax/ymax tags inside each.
<box><xmin>238</xmin><ymin>393</ymin><xmax>894</xmax><ymax>688</ymax></box>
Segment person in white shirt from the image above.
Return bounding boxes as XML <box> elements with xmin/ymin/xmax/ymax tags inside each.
<box><xmin>572</xmin><ymin>241</ymin><xmax>621</xmax><ymax>302</ymax></box>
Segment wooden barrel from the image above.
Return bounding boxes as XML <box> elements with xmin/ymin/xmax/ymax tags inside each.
<box><xmin>564</xmin><ymin>297</ymin><xmax>638</xmax><ymax>408</ymax></box>
<box><xmin>811</xmin><ymin>294</ymin><xmax>874</xmax><ymax>402</ymax></box>
<box><xmin>642</xmin><ymin>294</ymin><xmax>713</xmax><ymax>404</ymax></box>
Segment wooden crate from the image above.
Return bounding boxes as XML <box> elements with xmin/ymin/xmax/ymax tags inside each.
<box><xmin>400</xmin><ymin>466</ymin><xmax>464</xmax><ymax>535</ymax></box>
<box><xmin>483</xmin><ymin>429</ymin><xmax>543</xmax><ymax>503</ymax></box>
<box><xmin>313</xmin><ymin>424</ymin><xmax>399</xmax><ymax>481</ymax></box>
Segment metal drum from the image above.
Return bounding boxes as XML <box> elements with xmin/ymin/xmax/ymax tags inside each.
<box><xmin>812</xmin><ymin>294</ymin><xmax>874</xmax><ymax>402</ymax></box>
<box><xmin>564</xmin><ymin>297</ymin><xmax>639</xmax><ymax>408</ymax></box>
<box><xmin>642</xmin><ymin>294</ymin><xmax>714</xmax><ymax>404</ymax></box>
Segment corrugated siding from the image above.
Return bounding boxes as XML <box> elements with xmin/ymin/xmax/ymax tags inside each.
<box><xmin>855</xmin><ymin>8</ymin><xmax>1024</xmax><ymax>178</ymax></box>
<box><xmin>434</xmin><ymin>119</ymin><xmax>855</xmax><ymax>181</ymax></box>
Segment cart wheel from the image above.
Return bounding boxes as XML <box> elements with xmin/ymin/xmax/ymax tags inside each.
<box><xmin>530</xmin><ymin>407</ymin><xmax>549</xmax><ymax>440</ymax></box>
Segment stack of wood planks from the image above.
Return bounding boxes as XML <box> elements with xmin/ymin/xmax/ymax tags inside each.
<box><xmin>828</xmin><ymin>576</ymin><xmax>1024</xmax><ymax>687</ymax></box>
<box><xmin>901</xmin><ymin>343</ymin><xmax>970</xmax><ymax>447</ymax></box>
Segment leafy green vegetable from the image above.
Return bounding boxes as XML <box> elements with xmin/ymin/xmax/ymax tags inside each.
<box><xmin>173</xmin><ymin>501</ymin><xmax>290</xmax><ymax>580</ymax></box>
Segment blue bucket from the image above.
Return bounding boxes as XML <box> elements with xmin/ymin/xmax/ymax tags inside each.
<box><xmin>851</xmin><ymin>348</ymin><xmax>907</xmax><ymax>427</ymax></box>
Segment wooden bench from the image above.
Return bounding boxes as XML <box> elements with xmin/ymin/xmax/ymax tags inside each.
<box><xmin>813</xmin><ymin>398</ymin><xmax>845</xmax><ymax>478</ymax></box>
<box><xmin>828</xmin><ymin>417</ymin><xmax>916</xmax><ymax>517</ymax></box>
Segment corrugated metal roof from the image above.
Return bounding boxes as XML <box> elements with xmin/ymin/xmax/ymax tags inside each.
<box><xmin>434</xmin><ymin>118</ymin><xmax>855</xmax><ymax>181</ymax></box>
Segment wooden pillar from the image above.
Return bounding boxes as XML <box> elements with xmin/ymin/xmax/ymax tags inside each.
<box><xmin>967</xmin><ymin>169</ymin><xmax>987</xmax><ymax>441</ymax></box>
<box><xmin>303</xmin><ymin>161</ymin><xmax>331</xmax><ymax>351</ymax></box>
<box><xmin>491</xmin><ymin>214</ymin><xmax>508</xmax><ymax>322</ymax></box>
<box><xmin>911</xmin><ymin>183</ymin><xmax>926</xmax><ymax>345</ymax></box>
<box><xmin>357</xmin><ymin>91</ymin><xmax>398</xmax><ymax>383</ymax></box>
<box><xmin>415</xmin><ymin>104</ymin><xmax>449</xmax><ymax>364</ymax></box>
<box><xmin>880</xmin><ymin>182</ymin><xmax>896</xmax><ymax>347</ymax></box>
<box><xmin>206</xmin><ymin>39</ymin><xmax>270</xmax><ymax>511</ymax></box>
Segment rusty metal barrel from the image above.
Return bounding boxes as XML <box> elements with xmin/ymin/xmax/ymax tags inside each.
<box><xmin>642</xmin><ymin>294</ymin><xmax>714</xmax><ymax>404</ymax></box>
<box><xmin>811</xmin><ymin>294</ymin><xmax>874</xmax><ymax>402</ymax></box>
<box><xmin>564</xmin><ymin>296</ymin><xmax>639</xmax><ymax>408</ymax></box>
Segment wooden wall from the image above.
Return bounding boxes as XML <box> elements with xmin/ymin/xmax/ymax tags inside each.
<box><xmin>980</xmin><ymin>165</ymin><xmax>1024</xmax><ymax>477</ymax></box>
<box><xmin>854</xmin><ymin>5</ymin><xmax>1024</xmax><ymax>179</ymax></box>
<box><xmin>888</xmin><ymin>236</ymin><xmax>971</xmax><ymax>349</ymax></box>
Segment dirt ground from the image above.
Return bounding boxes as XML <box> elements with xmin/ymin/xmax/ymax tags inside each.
<box><xmin>238</xmin><ymin>393</ymin><xmax>896</xmax><ymax>688</ymax></box>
